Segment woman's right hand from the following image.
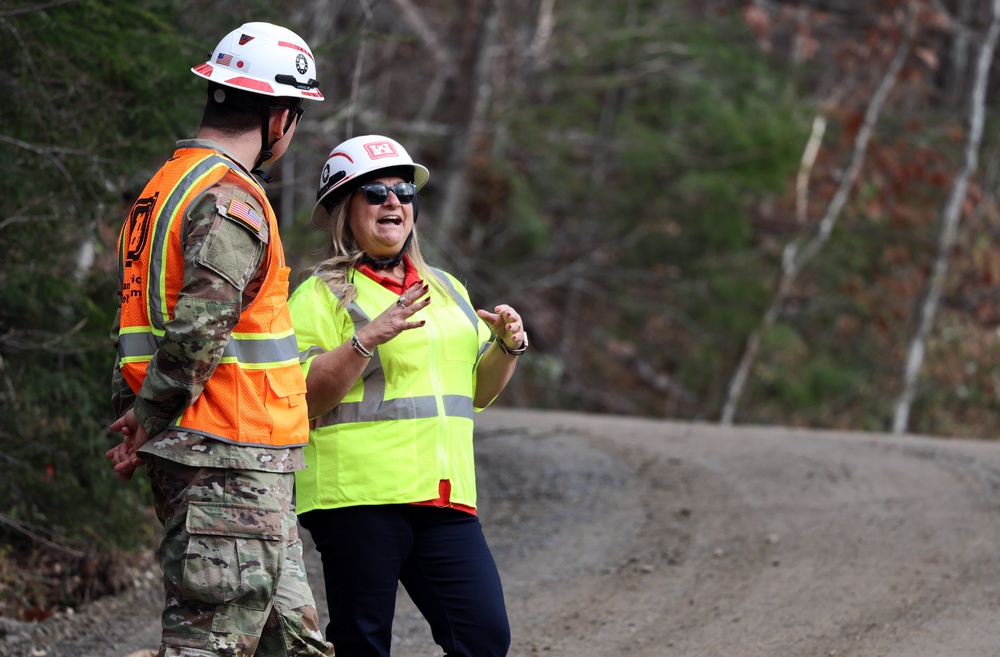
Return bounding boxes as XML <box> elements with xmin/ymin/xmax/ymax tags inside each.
<box><xmin>357</xmin><ymin>281</ymin><xmax>430</xmax><ymax>348</ymax></box>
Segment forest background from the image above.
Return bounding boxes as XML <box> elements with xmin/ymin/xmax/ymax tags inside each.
<box><xmin>3</xmin><ymin>0</ymin><xmax>1000</xmax><ymax>616</ymax></box>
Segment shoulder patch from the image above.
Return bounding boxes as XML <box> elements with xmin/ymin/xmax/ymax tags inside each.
<box><xmin>225</xmin><ymin>197</ymin><xmax>264</xmax><ymax>233</ymax></box>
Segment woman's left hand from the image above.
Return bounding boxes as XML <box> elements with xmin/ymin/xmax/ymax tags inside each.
<box><xmin>476</xmin><ymin>304</ymin><xmax>527</xmax><ymax>351</ymax></box>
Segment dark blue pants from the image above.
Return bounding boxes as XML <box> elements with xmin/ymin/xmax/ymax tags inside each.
<box><xmin>300</xmin><ymin>504</ymin><xmax>510</xmax><ymax>657</ymax></box>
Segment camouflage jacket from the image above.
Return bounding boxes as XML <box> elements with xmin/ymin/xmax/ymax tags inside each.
<box><xmin>111</xmin><ymin>139</ymin><xmax>304</xmax><ymax>473</ymax></box>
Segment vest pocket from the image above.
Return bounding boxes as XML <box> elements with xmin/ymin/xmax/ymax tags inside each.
<box><xmin>181</xmin><ymin>502</ymin><xmax>283</xmax><ymax>610</ymax></box>
<box><xmin>265</xmin><ymin>366</ymin><xmax>309</xmax><ymax>441</ymax></box>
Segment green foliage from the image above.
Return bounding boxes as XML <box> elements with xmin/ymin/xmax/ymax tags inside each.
<box><xmin>751</xmin><ymin>322</ymin><xmax>865</xmax><ymax>416</ymax></box>
<box><xmin>504</xmin><ymin>3</ymin><xmax>807</xmax><ymax>263</ymax></box>
<box><xmin>2</xmin><ymin>1</ymin><xmax>202</xmax><ymax>208</ymax></box>
<box><xmin>487</xmin><ymin>1</ymin><xmax>807</xmax><ymax>417</ymax></box>
<box><xmin>0</xmin><ymin>0</ymin><xmax>202</xmax><ymax>554</ymax></box>
<box><xmin>0</xmin><ymin>270</ymin><xmax>151</xmax><ymax>550</ymax></box>
<box><xmin>0</xmin><ymin>2</ymin><xmax>329</xmax><ymax>612</ymax></box>
<box><xmin>504</xmin><ymin>171</ymin><xmax>550</xmax><ymax>251</ymax></box>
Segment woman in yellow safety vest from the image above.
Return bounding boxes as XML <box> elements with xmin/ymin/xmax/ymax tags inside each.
<box><xmin>288</xmin><ymin>134</ymin><xmax>527</xmax><ymax>657</ymax></box>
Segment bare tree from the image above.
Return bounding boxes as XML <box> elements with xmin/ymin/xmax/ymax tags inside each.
<box><xmin>946</xmin><ymin>0</ymin><xmax>976</xmax><ymax>107</ymax></box>
<box><xmin>390</xmin><ymin>0</ymin><xmax>460</xmax><ymax>148</ymax></box>
<box><xmin>435</xmin><ymin>0</ymin><xmax>502</xmax><ymax>241</ymax></box>
<box><xmin>892</xmin><ymin>0</ymin><xmax>1000</xmax><ymax>434</ymax></box>
<box><xmin>720</xmin><ymin>7</ymin><xmax>917</xmax><ymax>425</ymax></box>
<box><xmin>795</xmin><ymin>115</ymin><xmax>827</xmax><ymax>225</ymax></box>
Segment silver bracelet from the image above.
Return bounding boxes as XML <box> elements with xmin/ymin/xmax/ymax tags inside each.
<box><xmin>495</xmin><ymin>333</ymin><xmax>528</xmax><ymax>356</ymax></box>
<box><xmin>351</xmin><ymin>333</ymin><xmax>373</xmax><ymax>358</ymax></box>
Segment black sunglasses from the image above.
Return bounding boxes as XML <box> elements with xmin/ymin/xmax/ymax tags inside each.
<box><xmin>358</xmin><ymin>182</ymin><xmax>416</xmax><ymax>205</ymax></box>
<box><xmin>271</xmin><ymin>103</ymin><xmax>304</xmax><ymax>122</ymax></box>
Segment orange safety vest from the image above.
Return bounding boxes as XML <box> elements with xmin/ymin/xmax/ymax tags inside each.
<box><xmin>117</xmin><ymin>144</ymin><xmax>308</xmax><ymax>447</ymax></box>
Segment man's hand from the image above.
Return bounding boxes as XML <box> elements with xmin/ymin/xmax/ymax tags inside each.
<box><xmin>105</xmin><ymin>408</ymin><xmax>150</xmax><ymax>481</ymax></box>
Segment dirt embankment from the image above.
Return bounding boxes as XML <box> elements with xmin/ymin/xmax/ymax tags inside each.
<box><xmin>8</xmin><ymin>408</ymin><xmax>1000</xmax><ymax>657</ymax></box>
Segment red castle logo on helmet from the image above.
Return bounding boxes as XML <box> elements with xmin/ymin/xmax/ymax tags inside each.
<box><xmin>365</xmin><ymin>141</ymin><xmax>398</xmax><ymax>160</ymax></box>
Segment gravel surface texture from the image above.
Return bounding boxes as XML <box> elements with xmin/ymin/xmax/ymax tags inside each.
<box><xmin>6</xmin><ymin>407</ymin><xmax>1000</xmax><ymax>656</ymax></box>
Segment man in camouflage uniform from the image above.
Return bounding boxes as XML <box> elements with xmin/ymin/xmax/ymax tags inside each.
<box><xmin>106</xmin><ymin>23</ymin><xmax>331</xmax><ymax>657</ymax></box>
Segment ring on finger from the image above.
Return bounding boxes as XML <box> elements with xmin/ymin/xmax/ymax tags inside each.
<box><xmin>396</xmin><ymin>295</ymin><xmax>407</xmax><ymax>309</ymax></box>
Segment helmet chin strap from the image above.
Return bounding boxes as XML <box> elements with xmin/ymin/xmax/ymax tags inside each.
<box><xmin>360</xmin><ymin>230</ymin><xmax>414</xmax><ymax>270</ymax></box>
<box><xmin>251</xmin><ymin>102</ymin><xmax>274</xmax><ymax>183</ymax></box>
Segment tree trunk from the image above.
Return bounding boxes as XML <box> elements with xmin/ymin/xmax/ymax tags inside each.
<box><xmin>892</xmin><ymin>0</ymin><xmax>1000</xmax><ymax>435</ymax></box>
<box><xmin>720</xmin><ymin>8</ymin><xmax>916</xmax><ymax>425</ymax></box>
<box><xmin>435</xmin><ymin>0</ymin><xmax>501</xmax><ymax>242</ymax></box>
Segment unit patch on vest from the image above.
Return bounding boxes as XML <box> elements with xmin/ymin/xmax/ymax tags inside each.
<box><xmin>226</xmin><ymin>197</ymin><xmax>264</xmax><ymax>233</ymax></box>
<box><xmin>125</xmin><ymin>192</ymin><xmax>159</xmax><ymax>264</ymax></box>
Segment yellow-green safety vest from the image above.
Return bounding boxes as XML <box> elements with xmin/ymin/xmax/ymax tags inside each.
<box><xmin>288</xmin><ymin>269</ymin><xmax>494</xmax><ymax>513</ymax></box>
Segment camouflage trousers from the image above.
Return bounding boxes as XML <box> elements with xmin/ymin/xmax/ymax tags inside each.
<box><xmin>145</xmin><ymin>457</ymin><xmax>332</xmax><ymax>657</ymax></box>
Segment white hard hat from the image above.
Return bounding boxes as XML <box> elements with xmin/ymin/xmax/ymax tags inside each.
<box><xmin>192</xmin><ymin>22</ymin><xmax>324</xmax><ymax>101</ymax></box>
<box><xmin>311</xmin><ymin>135</ymin><xmax>429</xmax><ymax>228</ymax></box>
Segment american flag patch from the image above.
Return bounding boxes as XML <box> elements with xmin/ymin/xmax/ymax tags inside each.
<box><xmin>239</xmin><ymin>34</ymin><xmax>254</xmax><ymax>46</ymax></box>
<box><xmin>226</xmin><ymin>197</ymin><xmax>263</xmax><ymax>232</ymax></box>
<box><xmin>216</xmin><ymin>53</ymin><xmax>233</xmax><ymax>66</ymax></box>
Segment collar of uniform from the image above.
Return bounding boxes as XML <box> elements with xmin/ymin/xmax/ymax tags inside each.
<box><xmin>175</xmin><ymin>139</ymin><xmax>254</xmax><ymax>178</ymax></box>
<box><xmin>356</xmin><ymin>254</ymin><xmax>422</xmax><ymax>294</ymax></box>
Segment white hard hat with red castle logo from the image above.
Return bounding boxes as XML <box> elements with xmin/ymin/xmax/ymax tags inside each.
<box><xmin>191</xmin><ymin>22</ymin><xmax>324</xmax><ymax>101</ymax></box>
<box><xmin>311</xmin><ymin>135</ymin><xmax>430</xmax><ymax>228</ymax></box>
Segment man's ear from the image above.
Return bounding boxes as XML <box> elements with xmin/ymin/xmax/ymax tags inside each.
<box><xmin>271</xmin><ymin>108</ymin><xmax>293</xmax><ymax>138</ymax></box>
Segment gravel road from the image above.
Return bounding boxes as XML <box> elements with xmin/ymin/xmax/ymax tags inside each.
<box><xmin>7</xmin><ymin>407</ymin><xmax>1000</xmax><ymax>656</ymax></box>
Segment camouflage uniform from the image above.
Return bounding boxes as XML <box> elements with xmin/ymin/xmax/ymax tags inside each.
<box><xmin>111</xmin><ymin>140</ymin><xmax>330</xmax><ymax>657</ymax></box>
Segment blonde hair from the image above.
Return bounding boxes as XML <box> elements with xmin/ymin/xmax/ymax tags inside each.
<box><xmin>311</xmin><ymin>198</ymin><xmax>450</xmax><ymax>304</ymax></box>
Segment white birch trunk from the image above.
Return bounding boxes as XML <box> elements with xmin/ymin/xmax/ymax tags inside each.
<box><xmin>892</xmin><ymin>0</ymin><xmax>1000</xmax><ymax>435</ymax></box>
<box><xmin>720</xmin><ymin>10</ymin><xmax>916</xmax><ymax>426</ymax></box>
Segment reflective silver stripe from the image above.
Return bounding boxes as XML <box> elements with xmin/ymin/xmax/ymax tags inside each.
<box><xmin>118</xmin><ymin>331</ymin><xmax>158</xmax><ymax>359</ymax></box>
<box><xmin>431</xmin><ymin>268</ymin><xmax>479</xmax><ymax>331</ymax></box>
<box><xmin>433</xmin><ymin>268</ymin><xmax>491</xmax><ymax>362</ymax></box>
<box><xmin>119</xmin><ymin>330</ymin><xmax>298</xmax><ymax>365</ymax></box>
<box><xmin>300</xmin><ymin>344</ymin><xmax>327</xmax><ymax>362</ymax></box>
<box><xmin>345</xmin><ymin>301</ymin><xmax>388</xmax><ymax>407</ymax></box>
<box><xmin>443</xmin><ymin>394</ymin><xmax>474</xmax><ymax>418</ymax></box>
<box><xmin>164</xmin><ymin>424</ymin><xmax>307</xmax><ymax>449</ymax></box>
<box><xmin>222</xmin><ymin>332</ymin><xmax>300</xmax><ymax>364</ymax></box>
<box><xmin>321</xmin><ymin>393</ymin><xmax>473</xmax><ymax>426</ymax></box>
<box><xmin>147</xmin><ymin>154</ymin><xmax>233</xmax><ymax>331</ymax></box>
<box><xmin>312</xmin><ymin>294</ymin><xmax>474</xmax><ymax>428</ymax></box>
